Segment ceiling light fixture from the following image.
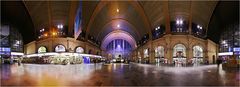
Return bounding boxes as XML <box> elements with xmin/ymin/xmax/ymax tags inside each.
<box><xmin>117</xmin><ymin>24</ymin><xmax>120</xmax><ymax>28</ymax></box>
<box><xmin>57</xmin><ymin>24</ymin><xmax>63</xmax><ymax>29</ymax></box>
<box><xmin>117</xmin><ymin>8</ymin><xmax>119</xmax><ymax>13</ymax></box>
<box><xmin>176</xmin><ymin>19</ymin><xmax>183</xmax><ymax>25</ymax></box>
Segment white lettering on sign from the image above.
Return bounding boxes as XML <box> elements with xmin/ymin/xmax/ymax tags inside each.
<box><xmin>233</xmin><ymin>47</ymin><xmax>240</xmax><ymax>52</ymax></box>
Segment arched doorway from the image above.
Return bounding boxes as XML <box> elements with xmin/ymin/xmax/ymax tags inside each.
<box><xmin>155</xmin><ymin>46</ymin><xmax>165</xmax><ymax>63</ymax></box>
<box><xmin>173</xmin><ymin>44</ymin><xmax>186</xmax><ymax>66</ymax></box>
<box><xmin>143</xmin><ymin>48</ymin><xmax>149</xmax><ymax>63</ymax></box>
<box><xmin>193</xmin><ymin>45</ymin><xmax>204</xmax><ymax>65</ymax></box>
<box><xmin>138</xmin><ymin>51</ymin><xmax>141</xmax><ymax>63</ymax></box>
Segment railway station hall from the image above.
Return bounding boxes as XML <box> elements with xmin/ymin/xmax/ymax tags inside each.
<box><xmin>1</xmin><ymin>0</ymin><xmax>239</xmax><ymax>86</ymax></box>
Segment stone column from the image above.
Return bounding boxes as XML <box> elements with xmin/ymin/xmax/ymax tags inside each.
<box><xmin>188</xmin><ymin>1</ymin><xmax>193</xmax><ymax>35</ymax></box>
<box><xmin>168</xmin><ymin>46</ymin><xmax>173</xmax><ymax>64</ymax></box>
<box><xmin>164</xmin><ymin>1</ymin><xmax>171</xmax><ymax>34</ymax></box>
<box><xmin>150</xmin><ymin>41</ymin><xmax>155</xmax><ymax>63</ymax></box>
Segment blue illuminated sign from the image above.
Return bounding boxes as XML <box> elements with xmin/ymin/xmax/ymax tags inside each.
<box><xmin>0</xmin><ymin>47</ymin><xmax>11</xmax><ymax>52</ymax></box>
<box><xmin>83</xmin><ymin>57</ymin><xmax>90</xmax><ymax>64</ymax></box>
<box><xmin>233</xmin><ymin>47</ymin><xmax>240</xmax><ymax>52</ymax></box>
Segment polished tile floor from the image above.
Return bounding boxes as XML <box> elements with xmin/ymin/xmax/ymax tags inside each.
<box><xmin>1</xmin><ymin>63</ymin><xmax>239</xmax><ymax>86</ymax></box>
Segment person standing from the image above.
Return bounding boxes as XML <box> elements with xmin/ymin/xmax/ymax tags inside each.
<box><xmin>216</xmin><ymin>57</ymin><xmax>222</xmax><ymax>68</ymax></box>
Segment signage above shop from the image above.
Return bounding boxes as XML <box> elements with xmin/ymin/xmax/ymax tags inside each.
<box><xmin>233</xmin><ymin>47</ymin><xmax>240</xmax><ymax>52</ymax></box>
<box><xmin>218</xmin><ymin>52</ymin><xmax>233</xmax><ymax>56</ymax></box>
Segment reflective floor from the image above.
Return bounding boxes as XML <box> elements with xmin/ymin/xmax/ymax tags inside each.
<box><xmin>1</xmin><ymin>63</ymin><xmax>239</xmax><ymax>86</ymax></box>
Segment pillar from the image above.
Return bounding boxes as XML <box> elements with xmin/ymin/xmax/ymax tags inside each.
<box><xmin>188</xmin><ymin>1</ymin><xmax>193</xmax><ymax>35</ymax></box>
<box><xmin>164</xmin><ymin>1</ymin><xmax>171</xmax><ymax>34</ymax></box>
<box><xmin>150</xmin><ymin>41</ymin><xmax>155</xmax><ymax>63</ymax></box>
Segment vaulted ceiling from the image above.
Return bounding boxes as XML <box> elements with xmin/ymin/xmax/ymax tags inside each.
<box><xmin>84</xmin><ymin>1</ymin><xmax>217</xmax><ymax>42</ymax></box>
<box><xmin>23</xmin><ymin>1</ymin><xmax>71</xmax><ymax>31</ymax></box>
<box><xmin>2</xmin><ymin>1</ymin><xmax>239</xmax><ymax>44</ymax></box>
<box><xmin>22</xmin><ymin>1</ymin><xmax>218</xmax><ymax>42</ymax></box>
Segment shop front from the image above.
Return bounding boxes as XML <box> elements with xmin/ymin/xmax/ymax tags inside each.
<box><xmin>172</xmin><ymin>44</ymin><xmax>187</xmax><ymax>66</ymax></box>
<box><xmin>155</xmin><ymin>46</ymin><xmax>166</xmax><ymax>64</ymax></box>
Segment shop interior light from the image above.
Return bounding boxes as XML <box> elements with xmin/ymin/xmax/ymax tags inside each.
<box><xmin>25</xmin><ymin>52</ymin><xmax>102</xmax><ymax>58</ymax></box>
<box><xmin>52</xmin><ymin>32</ymin><xmax>57</xmax><ymax>36</ymax></box>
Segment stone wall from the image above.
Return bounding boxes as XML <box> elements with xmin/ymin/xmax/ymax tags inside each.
<box><xmin>132</xmin><ymin>35</ymin><xmax>218</xmax><ymax>64</ymax></box>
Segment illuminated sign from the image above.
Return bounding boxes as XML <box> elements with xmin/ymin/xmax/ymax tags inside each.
<box><xmin>11</xmin><ymin>52</ymin><xmax>24</xmax><ymax>56</ymax></box>
<box><xmin>233</xmin><ymin>47</ymin><xmax>240</xmax><ymax>52</ymax></box>
<box><xmin>76</xmin><ymin>47</ymin><xmax>84</xmax><ymax>53</ymax></box>
<box><xmin>0</xmin><ymin>47</ymin><xmax>10</xmax><ymax>52</ymax></box>
<box><xmin>218</xmin><ymin>52</ymin><xmax>233</xmax><ymax>56</ymax></box>
<box><xmin>38</xmin><ymin>46</ymin><xmax>47</xmax><ymax>53</ymax></box>
<box><xmin>55</xmin><ymin>45</ymin><xmax>66</xmax><ymax>52</ymax></box>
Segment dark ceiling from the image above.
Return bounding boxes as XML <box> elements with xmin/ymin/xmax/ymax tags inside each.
<box><xmin>1</xmin><ymin>1</ymin><xmax>239</xmax><ymax>45</ymax></box>
<box><xmin>208</xmin><ymin>1</ymin><xmax>239</xmax><ymax>43</ymax></box>
<box><xmin>1</xmin><ymin>1</ymin><xmax>35</xmax><ymax>44</ymax></box>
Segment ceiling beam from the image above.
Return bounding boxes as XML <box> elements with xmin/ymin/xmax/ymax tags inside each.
<box><xmin>85</xmin><ymin>1</ymin><xmax>107</xmax><ymax>40</ymax></box>
<box><xmin>130</xmin><ymin>1</ymin><xmax>153</xmax><ymax>39</ymax></box>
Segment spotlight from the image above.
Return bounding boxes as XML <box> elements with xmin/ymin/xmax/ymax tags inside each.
<box><xmin>117</xmin><ymin>24</ymin><xmax>120</xmax><ymax>28</ymax></box>
<box><xmin>117</xmin><ymin>8</ymin><xmax>119</xmax><ymax>13</ymax></box>
<box><xmin>57</xmin><ymin>24</ymin><xmax>63</xmax><ymax>29</ymax></box>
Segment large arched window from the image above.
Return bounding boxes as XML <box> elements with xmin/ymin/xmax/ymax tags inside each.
<box><xmin>143</xmin><ymin>48</ymin><xmax>149</xmax><ymax>58</ymax></box>
<box><xmin>155</xmin><ymin>46</ymin><xmax>164</xmax><ymax>58</ymax></box>
<box><xmin>173</xmin><ymin>44</ymin><xmax>186</xmax><ymax>57</ymax></box>
<box><xmin>55</xmin><ymin>45</ymin><xmax>66</xmax><ymax>52</ymax></box>
<box><xmin>193</xmin><ymin>45</ymin><xmax>203</xmax><ymax>57</ymax></box>
<box><xmin>138</xmin><ymin>51</ymin><xmax>141</xmax><ymax>58</ymax></box>
<box><xmin>76</xmin><ymin>47</ymin><xmax>84</xmax><ymax>53</ymax></box>
<box><xmin>38</xmin><ymin>46</ymin><xmax>47</xmax><ymax>53</ymax></box>
<box><xmin>106</xmin><ymin>39</ymin><xmax>132</xmax><ymax>58</ymax></box>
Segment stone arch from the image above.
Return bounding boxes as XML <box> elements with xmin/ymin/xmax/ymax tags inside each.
<box><xmin>192</xmin><ymin>45</ymin><xmax>204</xmax><ymax>58</ymax></box>
<box><xmin>172</xmin><ymin>43</ymin><xmax>187</xmax><ymax>57</ymax></box>
<box><xmin>54</xmin><ymin>44</ymin><xmax>66</xmax><ymax>52</ymax></box>
<box><xmin>75</xmin><ymin>46</ymin><xmax>84</xmax><ymax>53</ymax></box>
<box><xmin>155</xmin><ymin>45</ymin><xmax>165</xmax><ymax>58</ymax></box>
<box><xmin>38</xmin><ymin>46</ymin><xmax>48</xmax><ymax>53</ymax></box>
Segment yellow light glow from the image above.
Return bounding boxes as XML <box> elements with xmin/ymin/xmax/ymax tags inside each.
<box><xmin>117</xmin><ymin>8</ymin><xmax>119</xmax><ymax>13</ymax></box>
<box><xmin>52</xmin><ymin>32</ymin><xmax>57</xmax><ymax>36</ymax></box>
<box><xmin>44</xmin><ymin>33</ymin><xmax>48</xmax><ymax>37</ymax></box>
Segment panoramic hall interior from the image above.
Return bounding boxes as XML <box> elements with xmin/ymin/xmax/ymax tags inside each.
<box><xmin>1</xmin><ymin>1</ymin><xmax>239</xmax><ymax>86</ymax></box>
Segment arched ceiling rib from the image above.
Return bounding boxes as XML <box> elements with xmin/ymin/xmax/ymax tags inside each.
<box><xmin>22</xmin><ymin>1</ymin><xmax>219</xmax><ymax>44</ymax></box>
<box><xmin>86</xmin><ymin>1</ymin><xmax>150</xmax><ymax>41</ymax></box>
<box><xmin>101</xmin><ymin>30</ymin><xmax>136</xmax><ymax>50</ymax></box>
<box><xmin>24</xmin><ymin>1</ymin><xmax>71</xmax><ymax>30</ymax></box>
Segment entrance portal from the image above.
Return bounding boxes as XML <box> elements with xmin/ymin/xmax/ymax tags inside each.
<box><xmin>173</xmin><ymin>44</ymin><xmax>187</xmax><ymax>66</ymax></box>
